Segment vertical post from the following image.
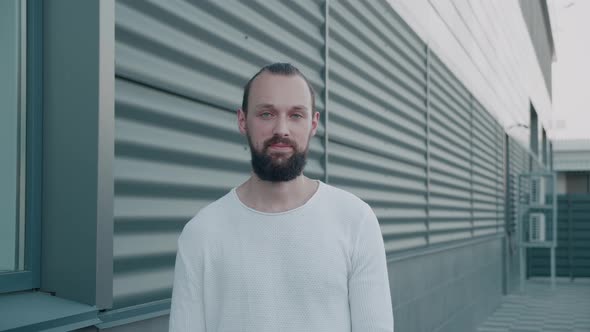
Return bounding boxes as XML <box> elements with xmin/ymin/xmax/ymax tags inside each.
<box><xmin>503</xmin><ymin>134</ymin><xmax>510</xmax><ymax>294</ymax></box>
<box><xmin>470</xmin><ymin>95</ymin><xmax>474</xmax><ymax>237</ymax></box>
<box><xmin>517</xmin><ymin>175</ymin><xmax>526</xmax><ymax>293</ymax></box>
<box><xmin>550</xmin><ymin>247</ymin><xmax>555</xmax><ymax>290</ymax></box>
<box><xmin>26</xmin><ymin>0</ymin><xmax>44</xmax><ymax>288</ymax></box>
<box><xmin>42</xmin><ymin>0</ymin><xmax>114</xmax><ymax>308</ymax></box>
<box><xmin>17</xmin><ymin>0</ymin><xmax>27</xmax><ymax>271</ymax></box>
<box><xmin>568</xmin><ymin>196</ymin><xmax>573</xmax><ymax>281</ymax></box>
<box><xmin>323</xmin><ymin>0</ymin><xmax>330</xmax><ymax>184</ymax></box>
<box><xmin>496</xmin><ymin>127</ymin><xmax>506</xmax><ymax>232</ymax></box>
<box><xmin>550</xmin><ymin>173</ymin><xmax>556</xmax><ymax>289</ymax></box>
<box><xmin>96</xmin><ymin>0</ymin><xmax>115</xmax><ymax>308</ymax></box>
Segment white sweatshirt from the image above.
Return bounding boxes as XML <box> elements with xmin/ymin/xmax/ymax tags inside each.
<box><xmin>169</xmin><ymin>181</ymin><xmax>394</xmax><ymax>332</ymax></box>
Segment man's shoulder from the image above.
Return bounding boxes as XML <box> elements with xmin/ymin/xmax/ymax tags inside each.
<box><xmin>318</xmin><ymin>182</ymin><xmax>373</xmax><ymax>216</ymax></box>
<box><xmin>178</xmin><ymin>190</ymin><xmax>235</xmax><ymax>243</ymax></box>
<box><xmin>323</xmin><ymin>183</ymin><xmax>369</xmax><ymax>208</ymax></box>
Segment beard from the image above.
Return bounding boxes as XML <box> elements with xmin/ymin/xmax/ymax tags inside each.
<box><xmin>247</xmin><ymin>134</ymin><xmax>308</xmax><ymax>182</ymax></box>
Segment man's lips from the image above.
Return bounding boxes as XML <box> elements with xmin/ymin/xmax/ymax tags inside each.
<box><xmin>264</xmin><ymin>138</ymin><xmax>296</xmax><ymax>152</ymax></box>
<box><xmin>269</xmin><ymin>143</ymin><xmax>293</xmax><ymax>150</ymax></box>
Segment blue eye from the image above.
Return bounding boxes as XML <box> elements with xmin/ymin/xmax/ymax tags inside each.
<box><xmin>260</xmin><ymin>112</ymin><xmax>273</xmax><ymax>118</ymax></box>
<box><xmin>291</xmin><ymin>113</ymin><xmax>303</xmax><ymax>119</ymax></box>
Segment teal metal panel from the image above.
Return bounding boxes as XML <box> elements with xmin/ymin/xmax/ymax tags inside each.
<box><xmin>472</xmin><ymin>99</ymin><xmax>503</xmax><ymax>236</ymax></box>
<box><xmin>0</xmin><ymin>292</ymin><xmax>99</xmax><ymax>331</ymax></box>
<box><xmin>496</xmin><ymin>125</ymin><xmax>506</xmax><ymax>233</ymax></box>
<box><xmin>41</xmin><ymin>0</ymin><xmax>114</xmax><ymax>308</ymax></box>
<box><xmin>529</xmin><ymin>195</ymin><xmax>590</xmax><ymax>277</ymax></box>
<box><xmin>428</xmin><ymin>53</ymin><xmax>473</xmax><ymax>244</ymax></box>
<box><xmin>114</xmin><ymin>0</ymin><xmax>326</xmax><ymax>308</ymax></box>
<box><xmin>325</xmin><ymin>0</ymin><xmax>508</xmax><ymax>252</ymax></box>
<box><xmin>569</xmin><ymin>196</ymin><xmax>590</xmax><ymax>277</ymax></box>
<box><xmin>327</xmin><ymin>0</ymin><xmax>428</xmax><ymax>254</ymax></box>
<box><xmin>115</xmin><ymin>0</ymin><xmax>325</xmax><ymax>121</ymax></box>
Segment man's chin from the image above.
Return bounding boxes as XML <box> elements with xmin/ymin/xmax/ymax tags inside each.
<box><xmin>267</xmin><ymin>152</ymin><xmax>294</xmax><ymax>161</ymax></box>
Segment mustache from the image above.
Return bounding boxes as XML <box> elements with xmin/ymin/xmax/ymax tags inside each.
<box><xmin>263</xmin><ymin>136</ymin><xmax>298</xmax><ymax>149</ymax></box>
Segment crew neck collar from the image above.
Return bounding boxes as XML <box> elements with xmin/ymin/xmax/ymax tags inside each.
<box><xmin>231</xmin><ymin>180</ymin><xmax>323</xmax><ymax>216</ymax></box>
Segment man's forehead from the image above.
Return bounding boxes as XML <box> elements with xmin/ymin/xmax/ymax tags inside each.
<box><xmin>250</xmin><ymin>72</ymin><xmax>307</xmax><ymax>89</ymax></box>
<box><xmin>248</xmin><ymin>73</ymin><xmax>312</xmax><ymax>105</ymax></box>
<box><xmin>254</xmin><ymin>103</ymin><xmax>309</xmax><ymax>111</ymax></box>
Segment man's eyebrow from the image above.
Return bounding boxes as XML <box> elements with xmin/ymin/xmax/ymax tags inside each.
<box><xmin>253</xmin><ymin>104</ymin><xmax>309</xmax><ymax>111</ymax></box>
<box><xmin>290</xmin><ymin>105</ymin><xmax>308</xmax><ymax>111</ymax></box>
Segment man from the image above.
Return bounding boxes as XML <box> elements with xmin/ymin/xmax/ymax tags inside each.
<box><xmin>169</xmin><ymin>63</ymin><xmax>394</xmax><ymax>331</ymax></box>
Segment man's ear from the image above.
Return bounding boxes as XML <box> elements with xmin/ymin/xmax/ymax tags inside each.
<box><xmin>310</xmin><ymin>111</ymin><xmax>320</xmax><ymax>137</ymax></box>
<box><xmin>237</xmin><ymin>108</ymin><xmax>247</xmax><ymax>135</ymax></box>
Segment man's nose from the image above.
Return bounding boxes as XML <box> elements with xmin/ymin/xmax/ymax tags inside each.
<box><xmin>272</xmin><ymin>116</ymin><xmax>289</xmax><ymax>136</ymax></box>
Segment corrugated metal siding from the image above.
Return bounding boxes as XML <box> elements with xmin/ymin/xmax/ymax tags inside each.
<box><xmin>327</xmin><ymin>0</ymin><xmax>428</xmax><ymax>254</ymax></box>
<box><xmin>112</xmin><ymin>0</ymin><xmax>514</xmax><ymax>310</ymax></box>
<box><xmin>428</xmin><ymin>53</ymin><xmax>473</xmax><ymax>244</ymax></box>
<box><xmin>472</xmin><ymin>99</ymin><xmax>502</xmax><ymax>236</ymax></box>
<box><xmin>497</xmin><ymin>125</ymin><xmax>506</xmax><ymax>233</ymax></box>
<box><xmin>114</xmin><ymin>0</ymin><xmax>326</xmax><ymax>308</ymax></box>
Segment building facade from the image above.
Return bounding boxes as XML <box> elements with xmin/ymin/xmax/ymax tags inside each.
<box><xmin>554</xmin><ymin>139</ymin><xmax>590</xmax><ymax>194</ymax></box>
<box><xmin>0</xmin><ymin>1</ymin><xmax>555</xmax><ymax>331</ymax></box>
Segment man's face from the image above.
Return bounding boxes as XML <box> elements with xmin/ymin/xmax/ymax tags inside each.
<box><xmin>238</xmin><ymin>72</ymin><xmax>319</xmax><ymax>182</ymax></box>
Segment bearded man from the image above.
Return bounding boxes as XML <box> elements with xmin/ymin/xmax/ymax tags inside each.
<box><xmin>169</xmin><ymin>63</ymin><xmax>394</xmax><ymax>332</ymax></box>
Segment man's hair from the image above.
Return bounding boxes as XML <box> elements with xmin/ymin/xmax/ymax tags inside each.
<box><xmin>241</xmin><ymin>62</ymin><xmax>316</xmax><ymax>115</ymax></box>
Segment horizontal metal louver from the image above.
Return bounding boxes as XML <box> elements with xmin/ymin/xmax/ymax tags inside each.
<box><xmin>114</xmin><ymin>0</ymin><xmax>326</xmax><ymax>308</ymax></box>
<box><xmin>428</xmin><ymin>54</ymin><xmax>473</xmax><ymax>244</ymax></box>
<box><xmin>327</xmin><ymin>0</ymin><xmax>428</xmax><ymax>254</ymax></box>
<box><xmin>112</xmin><ymin>0</ymin><xmax>514</xmax><ymax>311</ymax></box>
<box><xmin>472</xmin><ymin>99</ymin><xmax>502</xmax><ymax>236</ymax></box>
<box><xmin>496</xmin><ymin>125</ymin><xmax>505</xmax><ymax>233</ymax></box>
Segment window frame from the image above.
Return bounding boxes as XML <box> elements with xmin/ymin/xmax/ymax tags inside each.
<box><xmin>0</xmin><ymin>0</ymin><xmax>42</xmax><ymax>294</ymax></box>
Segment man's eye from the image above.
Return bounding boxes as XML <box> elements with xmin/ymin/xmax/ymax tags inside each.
<box><xmin>260</xmin><ymin>112</ymin><xmax>273</xmax><ymax>118</ymax></box>
<box><xmin>291</xmin><ymin>113</ymin><xmax>303</xmax><ymax>119</ymax></box>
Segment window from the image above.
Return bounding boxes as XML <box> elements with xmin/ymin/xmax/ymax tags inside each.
<box><xmin>0</xmin><ymin>0</ymin><xmax>41</xmax><ymax>293</ymax></box>
<box><xmin>530</xmin><ymin>104</ymin><xmax>538</xmax><ymax>157</ymax></box>
<box><xmin>542</xmin><ymin>128</ymin><xmax>548</xmax><ymax>166</ymax></box>
<box><xmin>0</xmin><ymin>0</ymin><xmax>26</xmax><ymax>275</ymax></box>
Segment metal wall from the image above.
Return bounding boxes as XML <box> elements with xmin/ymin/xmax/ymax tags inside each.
<box><xmin>114</xmin><ymin>0</ymin><xmax>326</xmax><ymax>309</ymax></box>
<box><xmin>518</xmin><ymin>0</ymin><xmax>553</xmax><ymax>98</ymax></box>
<box><xmin>113</xmin><ymin>0</ymin><xmax>508</xmax><ymax>313</ymax></box>
<box><xmin>529</xmin><ymin>195</ymin><xmax>590</xmax><ymax>278</ymax></box>
<box><xmin>506</xmin><ymin>136</ymin><xmax>530</xmax><ymax>293</ymax></box>
<box><xmin>327</xmin><ymin>0</ymin><xmax>428</xmax><ymax>253</ymax></box>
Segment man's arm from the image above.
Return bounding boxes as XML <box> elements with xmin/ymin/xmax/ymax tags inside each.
<box><xmin>169</xmin><ymin>241</ymin><xmax>206</xmax><ymax>331</ymax></box>
<box><xmin>349</xmin><ymin>207</ymin><xmax>394</xmax><ymax>332</ymax></box>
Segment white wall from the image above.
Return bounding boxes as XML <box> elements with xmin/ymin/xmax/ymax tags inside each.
<box><xmin>386</xmin><ymin>0</ymin><xmax>553</xmax><ymax>148</ymax></box>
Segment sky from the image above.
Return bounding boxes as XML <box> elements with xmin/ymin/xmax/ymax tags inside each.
<box><xmin>550</xmin><ymin>0</ymin><xmax>590</xmax><ymax>140</ymax></box>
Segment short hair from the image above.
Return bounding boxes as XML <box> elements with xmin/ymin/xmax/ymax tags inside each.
<box><xmin>241</xmin><ymin>63</ymin><xmax>316</xmax><ymax>115</ymax></box>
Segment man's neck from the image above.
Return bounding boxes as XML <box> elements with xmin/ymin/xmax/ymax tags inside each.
<box><xmin>236</xmin><ymin>174</ymin><xmax>319</xmax><ymax>213</ymax></box>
